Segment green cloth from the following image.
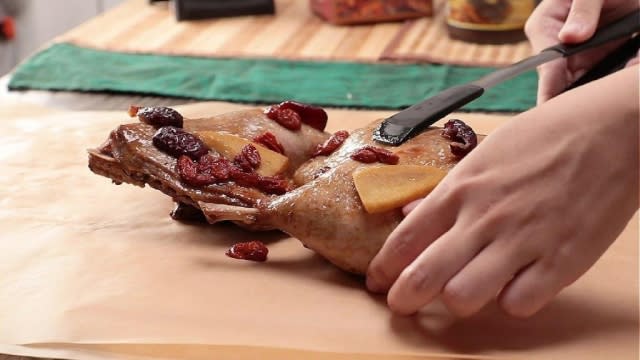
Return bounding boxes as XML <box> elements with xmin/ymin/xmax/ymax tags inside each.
<box><xmin>9</xmin><ymin>43</ymin><xmax>537</xmax><ymax>112</ymax></box>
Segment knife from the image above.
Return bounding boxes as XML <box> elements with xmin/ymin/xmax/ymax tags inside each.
<box><xmin>373</xmin><ymin>8</ymin><xmax>640</xmax><ymax>146</ymax></box>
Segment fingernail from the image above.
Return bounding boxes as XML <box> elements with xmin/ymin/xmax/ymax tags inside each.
<box><xmin>366</xmin><ymin>274</ymin><xmax>385</xmax><ymax>293</ymax></box>
<box><xmin>559</xmin><ymin>22</ymin><xmax>583</xmax><ymax>41</ymax></box>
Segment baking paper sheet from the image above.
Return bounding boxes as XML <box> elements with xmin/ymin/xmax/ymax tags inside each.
<box><xmin>0</xmin><ymin>101</ymin><xmax>637</xmax><ymax>359</ymax></box>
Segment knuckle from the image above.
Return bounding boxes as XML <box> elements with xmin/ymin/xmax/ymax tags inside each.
<box><xmin>441</xmin><ymin>281</ymin><xmax>477</xmax><ymax>317</ymax></box>
<box><xmin>366</xmin><ymin>262</ymin><xmax>392</xmax><ymax>285</ymax></box>
<box><xmin>388</xmin><ymin>226</ymin><xmax>419</xmax><ymax>256</ymax></box>
<box><xmin>402</xmin><ymin>265</ymin><xmax>435</xmax><ymax>294</ymax></box>
<box><xmin>443</xmin><ymin>177</ymin><xmax>474</xmax><ymax>203</ymax></box>
<box><xmin>523</xmin><ymin>17</ymin><xmax>538</xmax><ymax>38</ymax></box>
<box><xmin>499</xmin><ymin>293</ymin><xmax>538</xmax><ymax>318</ymax></box>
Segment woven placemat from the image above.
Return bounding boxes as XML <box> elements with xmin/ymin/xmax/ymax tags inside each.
<box><xmin>57</xmin><ymin>0</ymin><xmax>532</xmax><ymax>67</ymax></box>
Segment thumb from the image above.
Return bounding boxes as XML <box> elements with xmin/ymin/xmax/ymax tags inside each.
<box><xmin>558</xmin><ymin>0</ymin><xmax>604</xmax><ymax>43</ymax></box>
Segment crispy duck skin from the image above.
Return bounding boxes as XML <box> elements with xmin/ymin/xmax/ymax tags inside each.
<box><xmin>89</xmin><ymin>106</ymin><xmax>476</xmax><ymax>274</ymax></box>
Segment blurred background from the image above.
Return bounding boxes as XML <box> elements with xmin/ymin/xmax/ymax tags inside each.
<box><xmin>0</xmin><ymin>0</ymin><xmax>124</xmax><ymax>75</ymax></box>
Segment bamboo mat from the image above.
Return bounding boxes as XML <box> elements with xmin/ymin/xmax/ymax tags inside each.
<box><xmin>57</xmin><ymin>0</ymin><xmax>532</xmax><ymax>67</ymax></box>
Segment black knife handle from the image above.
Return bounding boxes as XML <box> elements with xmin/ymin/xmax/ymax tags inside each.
<box><xmin>565</xmin><ymin>34</ymin><xmax>640</xmax><ymax>91</ymax></box>
<box><xmin>374</xmin><ymin>84</ymin><xmax>484</xmax><ymax>145</ymax></box>
<box><xmin>545</xmin><ymin>8</ymin><xmax>640</xmax><ymax>57</ymax></box>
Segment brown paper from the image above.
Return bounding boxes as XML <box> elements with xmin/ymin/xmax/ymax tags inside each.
<box><xmin>0</xmin><ymin>101</ymin><xmax>637</xmax><ymax>360</ymax></box>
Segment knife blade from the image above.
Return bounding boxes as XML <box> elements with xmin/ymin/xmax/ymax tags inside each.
<box><xmin>373</xmin><ymin>8</ymin><xmax>640</xmax><ymax>146</ymax></box>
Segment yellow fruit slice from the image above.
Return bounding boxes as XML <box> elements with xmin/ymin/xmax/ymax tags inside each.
<box><xmin>353</xmin><ymin>165</ymin><xmax>447</xmax><ymax>214</ymax></box>
<box><xmin>195</xmin><ymin>131</ymin><xmax>289</xmax><ymax>176</ymax></box>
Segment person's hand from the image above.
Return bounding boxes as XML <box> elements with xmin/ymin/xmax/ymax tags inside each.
<box><xmin>366</xmin><ymin>65</ymin><xmax>639</xmax><ymax>318</ymax></box>
<box><xmin>525</xmin><ymin>0</ymin><xmax>639</xmax><ymax>104</ymax></box>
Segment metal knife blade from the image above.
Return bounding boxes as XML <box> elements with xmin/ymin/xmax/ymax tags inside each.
<box><xmin>373</xmin><ymin>8</ymin><xmax>640</xmax><ymax>146</ymax></box>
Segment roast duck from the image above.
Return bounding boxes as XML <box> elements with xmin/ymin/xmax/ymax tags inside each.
<box><xmin>88</xmin><ymin>102</ymin><xmax>478</xmax><ymax>274</ymax></box>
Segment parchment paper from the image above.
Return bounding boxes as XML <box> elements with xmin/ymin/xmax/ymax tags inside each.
<box><xmin>0</xmin><ymin>101</ymin><xmax>637</xmax><ymax>360</ymax></box>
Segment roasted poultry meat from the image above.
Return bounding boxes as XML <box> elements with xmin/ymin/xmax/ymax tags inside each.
<box><xmin>88</xmin><ymin>102</ymin><xmax>478</xmax><ymax>274</ymax></box>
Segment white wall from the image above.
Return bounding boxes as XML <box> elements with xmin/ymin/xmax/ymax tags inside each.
<box><xmin>0</xmin><ymin>0</ymin><xmax>124</xmax><ymax>75</ymax></box>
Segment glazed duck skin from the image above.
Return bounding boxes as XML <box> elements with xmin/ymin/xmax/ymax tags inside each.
<box><xmin>89</xmin><ymin>104</ymin><xmax>479</xmax><ymax>274</ymax></box>
<box><xmin>260</xmin><ymin>121</ymin><xmax>472</xmax><ymax>274</ymax></box>
<box><xmin>88</xmin><ymin>108</ymin><xmax>330</xmax><ymax>229</ymax></box>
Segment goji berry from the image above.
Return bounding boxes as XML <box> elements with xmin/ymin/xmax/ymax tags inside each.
<box><xmin>253</xmin><ymin>132</ymin><xmax>285</xmax><ymax>155</ymax></box>
<box><xmin>226</xmin><ymin>241</ymin><xmax>269</xmax><ymax>262</ymax></box>
<box><xmin>234</xmin><ymin>144</ymin><xmax>261</xmax><ymax>172</ymax></box>
<box><xmin>351</xmin><ymin>146</ymin><xmax>399</xmax><ymax>165</ymax></box>
<box><xmin>313</xmin><ymin>130</ymin><xmax>350</xmax><ymax>157</ymax></box>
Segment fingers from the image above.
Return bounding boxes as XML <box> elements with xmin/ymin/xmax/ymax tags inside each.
<box><xmin>497</xmin><ymin>259</ymin><xmax>568</xmax><ymax>318</ymax></box>
<box><xmin>439</xmin><ymin>237</ymin><xmax>539</xmax><ymax>317</ymax></box>
<box><xmin>536</xmin><ymin>59</ymin><xmax>570</xmax><ymax>104</ymax></box>
<box><xmin>402</xmin><ymin>198</ymin><xmax>423</xmax><ymax>216</ymax></box>
<box><xmin>524</xmin><ymin>0</ymin><xmax>567</xmax><ymax>52</ymax></box>
<box><xmin>559</xmin><ymin>0</ymin><xmax>604</xmax><ymax>43</ymax></box>
<box><xmin>386</xmin><ymin>225</ymin><xmax>490</xmax><ymax>315</ymax></box>
<box><xmin>366</xmin><ymin>183</ymin><xmax>457</xmax><ymax>294</ymax></box>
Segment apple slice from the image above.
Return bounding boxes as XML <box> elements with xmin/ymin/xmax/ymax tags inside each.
<box><xmin>195</xmin><ymin>131</ymin><xmax>289</xmax><ymax>176</ymax></box>
<box><xmin>353</xmin><ymin>165</ymin><xmax>447</xmax><ymax>214</ymax></box>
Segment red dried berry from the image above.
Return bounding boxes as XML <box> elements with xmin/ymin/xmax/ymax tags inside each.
<box><xmin>277</xmin><ymin>101</ymin><xmax>328</xmax><ymax>132</ymax></box>
<box><xmin>177</xmin><ymin>154</ymin><xmax>231</xmax><ymax>187</ymax></box>
<box><xmin>351</xmin><ymin>146</ymin><xmax>399</xmax><ymax>165</ymax></box>
<box><xmin>130</xmin><ymin>106</ymin><xmax>184</xmax><ymax>128</ymax></box>
<box><xmin>228</xmin><ymin>167</ymin><xmax>290</xmax><ymax>195</ymax></box>
<box><xmin>229</xmin><ymin>166</ymin><xmax>259</xmax><ymax>186</ymax></box>
<box><xmin>370</xmin><ymin>146</ymin><xmax>400</xmax><ymax>165</ymax></box>
<box><xmin>233</xmin><ymin>144</ymin><xmax>261</xmax><ymax>172</ymax></box>
<box><xmin>441</xmin><ymin>119</ymin><xmax>478</xmax><ymax>157</ymax></box>
<box><xmin>256</xmin><ymin>176</ymin><xmax>291</xmax><ymax>195</ymax></box>
<box><xmin>199</xmin><ymin>154</ymin><xmax>232</xmax><ymax>181</ymax></box>
<box><xmin>226</xmin><ymin>240</ymin><xmax>269</xmax><ymax>262</ymax></box>
<box><xmin>253</xmin><ymin>132</ymin><xmax>285</xmax><ymax>155</ymax></box>
<box><xmin>313</xmin><ymin>130</ymin><xmax>350</xmax><ymax>157</ymax></box>
<box><xmin>276</xmin><ymin>108</ymin><xmax>303</xmax><ymax>131</ymax></box>
<box><xmin>153</xmin><ymin>126</ymin><xmax>209</xmax><ymax>159</ymax></box>
<box><xmin>351</xmin><ymin>148</ymin><xmax>378</xmax><ymax>163</ymax></box>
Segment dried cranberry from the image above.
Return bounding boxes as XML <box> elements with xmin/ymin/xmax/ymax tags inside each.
<box><xmin>253</xmin><ymin>132</ymin><xmax>285</xmax><ymax>155</ymax></box>
<box><xmin>130</xmin><ymin>105</ymin><xmax>184</xmax><ymax>128</ymax></box>
<box><xmin>256</xmin><ymin>176</ymin><xmax>291</xmax><ymax>195</ymax></box>
<box><xmin>177</xmin><ymin>154</ymin><xmax>231</xmax><ymax>187</ymax></box>
<box><xmin>351</xmin><ymin>146</ymin><xmax>399</xmax><ymax>165</ymax></box>
<box><xmin>234</xmin><ymin>144</ymin><xmax>261</xmax><ymax>172</ymax></box>
<box><xmin>313</xmin><ymin>130</ymin><xmax>350</xmax><ymax>157</ymax></box>
<box><xmin>277</xmin><ymin>101</ymin><xmax>328</xmax><ymax>131</ymax></box>
<box><xmin>152</xmin><ymin>126</ymin><xmax>209</xmax><ymax>159</ymax></box>
<box><xmin>228</xmin><ymin>167</ymin><xmax>290</xmax><ymax>195</ymax></box>
<box><xmin>226</xmin><ymin>240</ymin><xmax>268</xmax><ymax>262</ymax></box>
<box><xmin>441</xmin><ymin>119</ymin><xmax>478</xmax><ymax>157</ymax></box>
<box><xmin>265</xmin><ymin>107</ymin><xmax>302</xmax><ymax>131</ymax></box>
